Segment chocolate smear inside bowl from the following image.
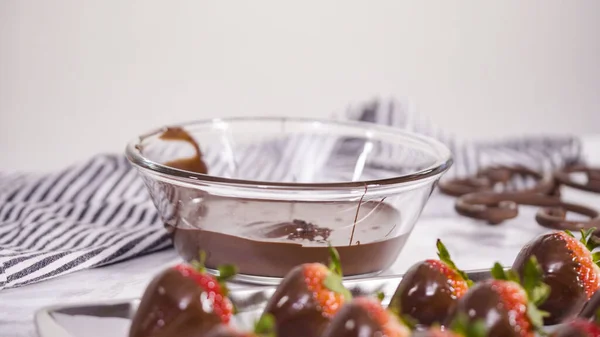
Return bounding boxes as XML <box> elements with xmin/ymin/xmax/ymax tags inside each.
<box><xmin>125</xmin><ymin>117</ymin><xmax>452</xmax><ymax>284</ymax></box>
<box><xmin>168</xmin><ymin>195</ymin><xmax>410</xmax><ymax>278</ymax></box>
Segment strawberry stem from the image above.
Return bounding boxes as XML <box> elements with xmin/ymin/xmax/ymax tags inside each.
<box><xmin>191</xmin><ymin>250</ymin><xmax>238</xmax><ymax>296</ymax></box>
<box><xmin>217</xmin><ymin>264</ymin><xmax>238</xmax><ymax>283</ymax></box>
<box><xmin>490</xmin><ymin>262</ymin><xmax>520</xmax><ymax>283</ymax></box>
<box><xmin>323</xmin><ymin>245</ymin><xmax>352</xmax><ymax>301</ymax></box>
<box><xmin>521</xmin><ymin>256</ymin><xmax>551</xmax><ymax>306</ymax></box>
<box><xmin>376</xmin><ymin>291</ymin><xmax>385</xmax><ymax>302</ymax></box>
<box><xmin>327</xmin><ymin>243</ymin><xmax>343</xmax><ymax>276</ymax></box>
<box><xmin>191</xmin><ymin>250</ymin><xmax>208</xmax><ymax>274</ymax></box>
<box><xmin>436</xmin><ymin>239</ymin><xmax>473</xmax><ymax>287</ymax></box>
<box><xmin>564</xmin><ymin>229</ymin><xmax>575</xmax><ymax>238</ymax></box>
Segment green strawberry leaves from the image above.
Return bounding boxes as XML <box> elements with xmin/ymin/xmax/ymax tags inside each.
<box><xmin>327</xmin><ymin>243</ymin><xmax>343</xmax><ymax>276</ymax></box>
<box><xmin>191</xmin><ymin>250</ymin><xmax>238</xmax><ymax>297</ymax></box>
<box><xmin>191</xmin><ymin>250</ymin><xmax>208</xmax><ymax>274</ymax></box>
<box><xmin>448</xmin><ymin>313</ymin><xmax>488</xmax><ymax>337</ymax></box>
<box><xmin>491</xmin><ymin>258</ymin><xmax>550</xmax><ymax>335</ymax></box>
<box><xmin>376</xmin><ymin>291</ymin><xmax>385</xmax><ymax>302</ymax></box>
<box><xmin>526</xmin><ymin>302</ymin><xmax>549</xmax><ymax>334</ymax></box>
<box><xmin>217</xmin><ymin>264</ymin><xmax>238</xmax><ymax>284</ymax></box>
<box><xmin>437</xmin><ymin>239</ymin><xmax>474</xmax><ymax>287</ymax></box>
<box><xmin>324</xmin><ymin>244</ymin><xmax>352</xmax><ymax>301</ymax></box>
<box><xmin>578</xmin><ymin>228</ymin><xmax>600</xmax><ymax>252</ymax></box>
<box><xmin>254</xmin><ymin>313</ymin><xmax>276</xmax><ymax>337</ymax></box>
<box><xmin>490</xmin><ymin>262</ymin><xmax>520</xmax><ymax>283</ymax></box>
<box><xmin>521</xmin><ymin>256</ymin><xmax>550</xmax><ymax>306</ymax></box>
<box><xmin>592</xmin><ymin>252</ymin><xmax>600</xmax><ymax>265</ymax></box>
<box><xmin>565</xmin><ymin>228</ymin><xmax>600</xmax><ymax>267</ymax></box>
<box><xmin>567</xmin><ymin>227</ymin><xmax>600</xmax><ymax>252</ymax></box>
<box><xmin>324</xmin><ymin>273</ymin><xmax>352</xmax><ymax>301</ymax></box>
<box><xmin>518</xmin><ymin>257</ymin><xmax>551</xmax><ymax>332</ymax></box>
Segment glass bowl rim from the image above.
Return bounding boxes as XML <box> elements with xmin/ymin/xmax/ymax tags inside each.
<box><xmin>125</xmin><ymin>116</ymin><xmax>453</xmax><ymax>190</ymax></box>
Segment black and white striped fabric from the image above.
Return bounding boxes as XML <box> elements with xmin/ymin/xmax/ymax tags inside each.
<box><xmin>0</xmin><ymin>98</ymin><xmax>583</xmax><ymax>290</ymax></box>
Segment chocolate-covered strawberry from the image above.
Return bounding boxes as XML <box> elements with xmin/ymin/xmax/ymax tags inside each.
<box><xmin>129</xmin><ymin>255</ymin><xmax>236</xmax><ymax>337</ymax></box>
<box><xmin>262</xmin><ymin>246</ymin><xmax>351</xmax><ymax>337</ymax></box>
<box><xmin>513</xmin><ymin>229</ymin><xmax>600</xmax><ymax>324</ymax></box>
<box><xmin>322</xmin><ymin>296</ymin><xmax>410</xmax><ymax>337</ymax></box>
<box><xmin>446</xmin><ymin>258</ymin><xmax>550</xmax><ymax>337</ymax></box>
<box><xmin>389</xmin><ymin>239</ymin><xmax>472</xmax><ymax>326</ymax></box>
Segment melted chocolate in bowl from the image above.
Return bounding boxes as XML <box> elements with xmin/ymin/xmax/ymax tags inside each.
<box><xmin>167</xmin><ymin>196</ymin><xmax>408</xmax><ymax>277</ymax></box>
<box><xmin>132</xmin><ymin>126</ymin><xmax>442</xmax><ymax>280</ymax></box>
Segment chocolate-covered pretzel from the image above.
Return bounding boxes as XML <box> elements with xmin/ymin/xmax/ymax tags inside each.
<box><xmin>455</xmin><ymin>191</ymin><xmax>600</xmax><ymax>229</ymax></box>
<box><xmin>555</xmin><ymin>165</ymin><xmax>600</xmax><ymax>194</ymax></box>
<box><xmin>440</xmin><ymin>164</ymin><xmax>600</xmax><ymax>229</ymax></box>
<box><xmin>438</xmin><ymin>166</ymin><xmax>556</xmax><ymax>197</ymax></box>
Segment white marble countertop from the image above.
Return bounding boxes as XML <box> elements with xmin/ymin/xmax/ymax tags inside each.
<box><xmin>2</xmin><ymin>135</ymin><xmax>600</xmax><ymax>337</ymax></box>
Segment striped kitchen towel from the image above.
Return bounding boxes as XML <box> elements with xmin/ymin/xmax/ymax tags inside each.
<box><xmin>0</xmin><ymin>97</ymin><xmax>583</xmax><ymax>289</ymax></box>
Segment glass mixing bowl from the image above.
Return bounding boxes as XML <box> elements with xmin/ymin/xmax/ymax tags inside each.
<box><xmin>126</xmin><ymin>117</ymin><xmax>452</xmax><ymax>284</ymax></box>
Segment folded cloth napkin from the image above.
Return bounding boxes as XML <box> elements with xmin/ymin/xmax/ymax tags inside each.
<box><xmin>0</xmin><ymin>98</ymin><xmax>582</xmax><ymax>290</ymax></box>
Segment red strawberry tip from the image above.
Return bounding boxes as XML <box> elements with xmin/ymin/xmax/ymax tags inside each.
<box><xmin>436</xmin><ymin>239</ymin><xmax>473</xmax><ymax>287</ymax></box>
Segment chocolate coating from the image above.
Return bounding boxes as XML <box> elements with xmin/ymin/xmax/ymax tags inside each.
<box><xmin>389</xmin><ymin>261</ymin><xmax>455</xmax><ymax>327</ymax></box>
<box><xmin>513</xmin><ymin>233</ymin><xmax>587</xmax><ymax>324</ymax></box>
<box><xmin>446</xmin><ymin>281</ymin><xmax>521</xmax><ymax>337</ymax></box>
<box><xmin>550</xmin><ymin>324</ymin><xmax>589</xmax><ymax>337</ymax></box>
<box><xmin>263</xmin><ymin>266</ymin><xmax>330</xmax><ymax>337</ymax></box>
<box><xmin>129</xmin><ymin>268</ymin><xmax>221</xmax><ymax>337</ymax></box>
<box><xmin>580</xmin><ymin>290</ymin><xmax>600</xmax><ymax>320</ymax></box>
<box><xmin>321</xmin><ymin>301</ymin><xmax>383</xmax><ymax>337</ymax></box>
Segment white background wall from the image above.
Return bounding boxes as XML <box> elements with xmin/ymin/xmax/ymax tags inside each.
<box><xmin>1</xmin><ymin>1</ymin><xmax>599</xmax><ymax>171</ymax></box>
